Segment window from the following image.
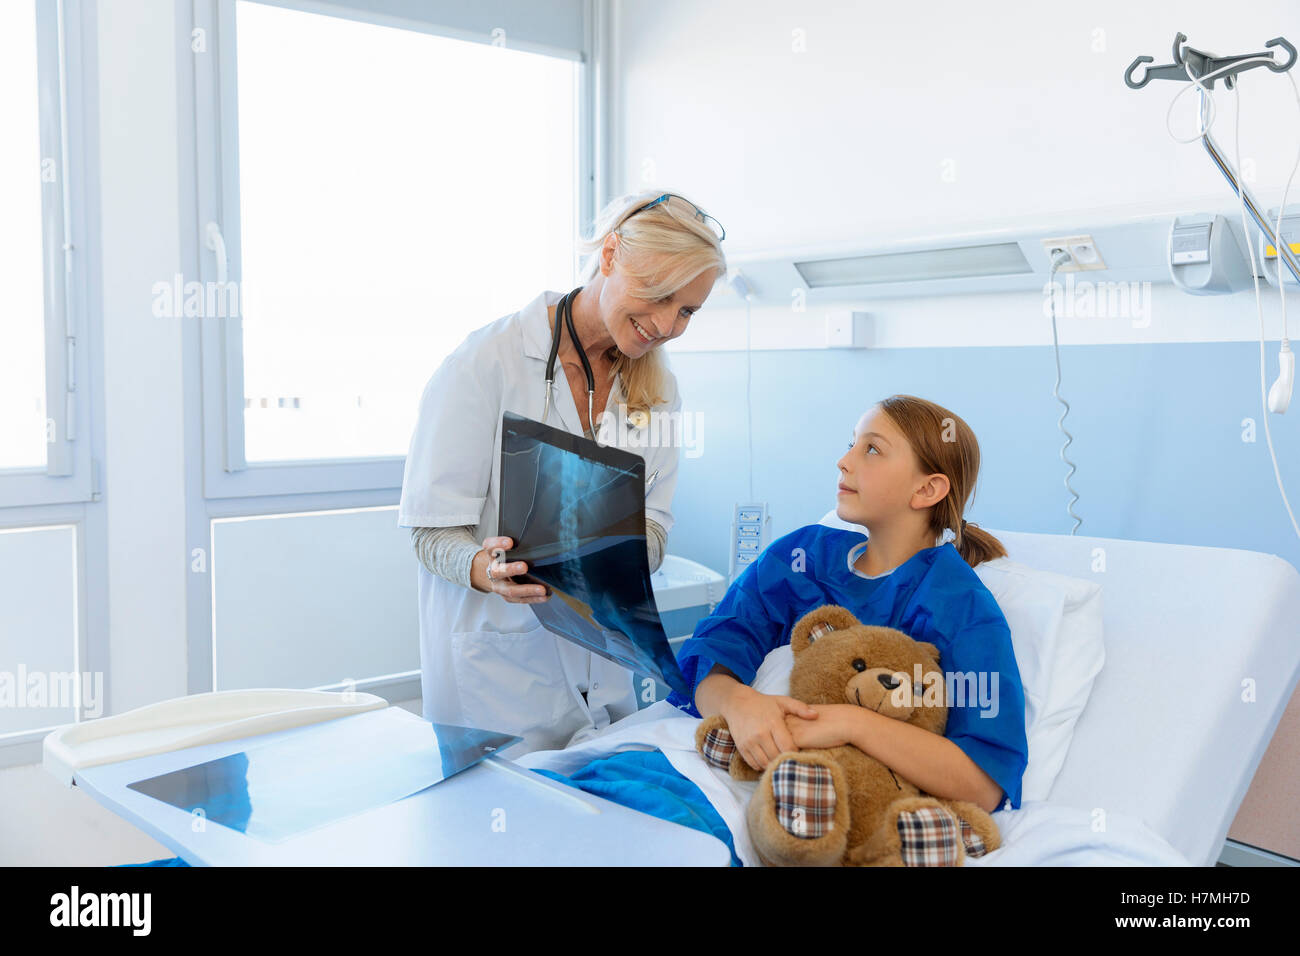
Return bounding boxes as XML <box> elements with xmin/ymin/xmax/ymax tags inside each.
<box><xmin>0</xmin><ymin>0</ymin><xmax>97</xmax><ymax>753</ymax></box>
<box><xmin>193</xmin><ymin>0</ymin><xmax>590</xmax><ymax>496</ymax></box>
<box><xmin>0</xmin><ymin>0</ymin><xmax>95</xmax><ymax>508</ymax></box>
<box><xmin>0</xmin><ymin>2</ymin><xmax>46</xmax><ymax>472</ymax></box>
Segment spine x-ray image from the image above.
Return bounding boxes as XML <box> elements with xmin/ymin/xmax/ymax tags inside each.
<box><xmin>498</xmin><ymin>412</ymin><xmax>690</xmax><ymax>696</ymax></box>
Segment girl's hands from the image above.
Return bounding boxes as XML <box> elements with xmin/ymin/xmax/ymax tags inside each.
<box><xmin>784</xmin><ymin>703</ymin><xmax>863</xmax><ymax>750</ymax></box>
<box><xmin>469</xmin><ymin>536</ymin><xmax>551</xmax><ymax>604</ymax></box>
<box><xmin>724</xmin><ymin>686</ymin><xmax>819</xmax><ymax>772</ymax></box>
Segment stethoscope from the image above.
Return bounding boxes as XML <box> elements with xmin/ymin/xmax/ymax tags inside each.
<box><xmin>541</xmin><ymin>286</ymin><xmax>599</xmax><ymax>444</ymax></box>
<box><xmin>539</xmin><ymin>287</ymin><xmax>661</xmax><ymax>492</ymax></box>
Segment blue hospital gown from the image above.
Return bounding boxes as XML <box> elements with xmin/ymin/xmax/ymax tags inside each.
<box><xmin>533</xmin><ymin>524</ymin><xmax>1029</xmax><ymax>862</ymax></box>
<box><xmin>669</xmin><ymin>523</ymin><xmax>1029</xmax><ymax>811</ymax></box>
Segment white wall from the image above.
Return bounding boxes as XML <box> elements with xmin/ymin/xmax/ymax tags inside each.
<box><xmin>615</xmin><ymin>0</ymin><xmax>1300</xmax><ymax>251</ymax></box>
<box><xmin>621</xmin><ymin>0</ymin><xmax>1300</xmax><ymax>353</ymax></box>
<box><xmin>98</xmin><ymin>0</ymin><xmax>188</xmax><ymax>713</ymax></box>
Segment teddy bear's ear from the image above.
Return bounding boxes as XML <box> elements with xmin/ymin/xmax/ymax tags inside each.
<box><xmin>790</xmin><ymin>604</ymin><xmax>863</xmax><ymax>655</ymax></box>
<box><xmin>918</xmin><ymin>641</ymin><xmax>941</xmax><ymax>666</ymax></box>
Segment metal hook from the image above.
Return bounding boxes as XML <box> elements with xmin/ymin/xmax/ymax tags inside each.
<box><xmin>1126</xmin><ymin>32</ymin><xmax>1296</xmax><ymax>91</ymax></box>
<box><xmin>1125</xmin><ymin>31</ymin><xmax>1190</xmax><ymax>89</ymax></box>
<box><xmin>1128</xmin><ymin>32</ymin><xmax>1190</xmax><ymax>89</ymax></box>
<box><xmin>1171</xmin><ymin>31</ymin><xmax>1188</xmax><ymax>68</ymax></box>
<box><xmin>1220</xmin><ymin>37</ymin><xmax>1295</xmax><ymax>90</ymax></box>
<box><xmin>1124</xmin><ymin>55</ymin><xmax>1155</xmax><ymax>89</ymax></box>
<box><xmin>1265</xmin><ymin>37</ymin><xmax>1298</xmax><ymax>73</ymax></box>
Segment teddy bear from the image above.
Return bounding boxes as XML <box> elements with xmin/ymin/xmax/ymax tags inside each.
<box><xmin>693</xmin><ymin>603</ymin><xmax>1002</xmax><ymax>866</ymax></box>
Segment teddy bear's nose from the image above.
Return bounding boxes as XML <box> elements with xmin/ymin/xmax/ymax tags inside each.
<box><xmin>877</xmin><ymin>673</ymin><xmax>900</xmax><ymax>690</ymax></box>
<box><xmin>852</xmin><ymin>658</ymin><xmax>867</xmax><ymax>672</ymax></box>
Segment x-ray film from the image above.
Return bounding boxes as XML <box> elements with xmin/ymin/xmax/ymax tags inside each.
<box><xmin>498</xmin><ymin>411</ymin><xmax>690</xmax><ymax>696</ymax></box>
<box><xmin>126</xmin><ymin>712</ymin><xmax>520</xmax><ymax>844</ymax></box>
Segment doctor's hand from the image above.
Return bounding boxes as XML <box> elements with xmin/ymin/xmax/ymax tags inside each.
<box><xmin>469</xmin><ymin>536</ymin><xmax>551</xmax><ymax>604</ymax></box>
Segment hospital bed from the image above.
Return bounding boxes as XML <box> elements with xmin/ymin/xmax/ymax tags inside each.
<box><xmin>976</xmin><ymin>526</ymin><xmax>1300</xmax><ymax>866</ymax></box>
<box><xmin>517</xmin><ymin>523</ymin><xmax>1300</xmax><ymax>867</ymax></box>
<box><xmin>45</xmin><ymin>528</ymin><xmax>1300</xmax><ymax>866</ymax></box>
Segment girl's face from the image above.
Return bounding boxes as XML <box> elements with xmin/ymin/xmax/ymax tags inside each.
<box><xmin>835</xmin><ymin>407</ymin><xmax>926</xmax><ymax>527</ymax></box>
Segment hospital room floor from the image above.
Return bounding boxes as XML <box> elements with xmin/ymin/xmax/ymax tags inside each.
<box><xmin>0</xmin><ymin>698</ymin><xmax>424</xmax><ymax>866</ymax></box>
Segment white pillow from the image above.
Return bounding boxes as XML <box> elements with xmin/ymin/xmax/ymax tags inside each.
<box><xmin>813</xmin><ymin>510</ymin><xmax>1104</xmax><ymax>803</ymax></box>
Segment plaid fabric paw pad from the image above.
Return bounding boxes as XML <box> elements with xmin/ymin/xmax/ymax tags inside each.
<box><xmin>772</xmin><ymin>759</ymin><xmax>836</xmax><ymax>839</ymax></box>
<box><xmin>808</xmin><ymin>622</ymin><xmax>837</xmax><ymax>641</ymax></box>
<box><xmin>959</xmin><ymin>817</ymin><xmax>988</xmax><ymax>857</ymax></box>
<box><xmin>897</xmin><ymin>805</ymin><xmax>964</xmax><ymax>866</ymax></box>
<box><xmin>701</xmin><ymin>726</ymin><xmax>737</xmax><ymax>771</ymax></box>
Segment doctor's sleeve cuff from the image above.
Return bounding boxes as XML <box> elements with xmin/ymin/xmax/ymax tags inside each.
<box><xmin>411</xmin><ymin>525</ymin><xmax>483</xmax><ymax>592</ymax></box>
<box><xmin>646</xmin><ymin>517</ymin><xmax>666</xmax><ymax>575</ymax></box>
<box><xmin>947</xmin><ymin>732</ymin><xmax>1026</xmax><ymax>811</ymax></box>
<box><xmin>397</xmin><ymin>493</ymin><xmax>488</xmax><ymax>529</ymax></box>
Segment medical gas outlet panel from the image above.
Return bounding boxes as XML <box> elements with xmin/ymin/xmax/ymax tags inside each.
<box><xmin>729</xmin><ymin>503</ymin><xmax>772</xmax><ymax>582</ymax></box>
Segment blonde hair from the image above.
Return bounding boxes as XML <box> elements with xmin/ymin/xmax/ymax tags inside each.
<box><xmin>875</xmin><ymin>394</ymin><xmax>1007</xmax><ymax>569</ymax></box>
<box><xmin>575</xmin><ymin>189</ymin><xmax>727</xmax><ymax>413</ymax></box>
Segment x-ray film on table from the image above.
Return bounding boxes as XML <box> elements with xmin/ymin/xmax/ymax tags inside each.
<box><xmin>126</xmin><ymin>713</ymin><xmax>520</xmax><ymax>844</ymax></box>
<box><xmin>498</xmin><ymin>412</ymin><xmax>690</xmax><ymax>696</ymax></box>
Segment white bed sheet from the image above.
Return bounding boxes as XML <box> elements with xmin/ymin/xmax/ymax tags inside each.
<box><xmin>984</xmin><ymin>529</ymin><xmax>1300</xmax><ymax>866</ymax></box>
<box><xmin>513</xmin><ymin>700</ymin><xmax>1191</xmax><ymax>866</ymax></box>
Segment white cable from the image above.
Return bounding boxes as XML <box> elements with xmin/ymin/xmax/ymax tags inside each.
<box><xmin>1232</xmin><ymin>76</ymin><xmax>1300</xmax><ymax>541</ymax></box>
<box><xmin>745</xmin><ymin>295</ymin><xmax>753</xmax><ymax>502</ymax></box>
<box><xmin>1269</xmin><ymin>68</ymin><xmax>1300</xmax><ymax>343</ymax></box>
<box><xmin>1047</xmin><ymin>250</ymin><xmax>1082</xmax><ymax>534</ymax></box>
<box><xmin>1165</xmin><ymin>56</ymin><xmax>1275</xmax><ymax>143</ymax></box>
<box><xmin>1266</xmin><ymin>70</ymin><xmax>1299</xmax><ymax>417</ymax></box>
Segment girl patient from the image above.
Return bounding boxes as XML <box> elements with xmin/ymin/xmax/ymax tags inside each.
<box><xmin>532</xmin><ymin>394</ymin><xmax>1028</xmax><ymax>865</ymax></box>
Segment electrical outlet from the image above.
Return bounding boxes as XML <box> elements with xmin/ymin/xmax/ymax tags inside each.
<box><xmin>1041</xmin><ymin>234</ymin><xmax>1106</xmax><ymax>272</ymax></box>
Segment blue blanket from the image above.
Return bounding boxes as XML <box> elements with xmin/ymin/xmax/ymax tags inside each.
<box><xmin>118</xmin><ymin>856</ymin><xmax>188</xmax><ymax>866</ymax></box>
<box><xmin>531</xmin><ymin>748</ymin><xmax>741</xmax><ymax>866</ymax></box>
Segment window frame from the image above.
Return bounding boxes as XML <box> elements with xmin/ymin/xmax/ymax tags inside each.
<box><xmin>0</xmin><ymin>0</ymin><xmax>97</xmax><ymax>509</ymax></box>
<box><xmin>0</xmin><ymin>0</ymin><xmax>104</xmax><ymax>769</ymax></box>
<box><xmin>188</xmin><ymin>0</ymin><xmax>597</xmax><ymax>499</ymax></box>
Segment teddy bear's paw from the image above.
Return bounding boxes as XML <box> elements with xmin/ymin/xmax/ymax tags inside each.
<box><xmin>896</xmin><ymin>803</ymin><xmax>965</xmax><ymax>866</ymax></box>
<box><xmin>699</xmin><ymin>725</ymin><xmax>737</xmax><ymax>773</ymax></box>
<box><xmin>958</xmin><ymin>816</ymin><xmax>989</xmax><ymax>858</ymax></box>
<box><xmin>943</xmin><ymin>800</ymin><xmax>1001</xmax><ymax>858</ymax></box>
<box><xmin>771</xmin><ymin>757</ymin><xmax>837</xmax><ymax>839</ymax></box>
<box><xmin>748</xmin><ymin>754</ymin><xmax>850</xmax><ymax>865</ymax></box>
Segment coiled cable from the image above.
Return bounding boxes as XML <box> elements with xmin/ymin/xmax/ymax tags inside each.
<box><xmin>1047</xmin><ymin>249</ymin><xmax>1083</xmax><ymax>534</ymax></box>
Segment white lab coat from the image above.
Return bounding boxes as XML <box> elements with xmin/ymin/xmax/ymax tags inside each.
<box><xmin>397</xmin><ymin>289</ymin><xmax>683</xmax><ymax>755</ymax></box>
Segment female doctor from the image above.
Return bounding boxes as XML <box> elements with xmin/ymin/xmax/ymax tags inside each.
<box><xmin>397</xmin><ymin>190</ymin><xmax>725</xmax><ymax>755</ymax></box>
